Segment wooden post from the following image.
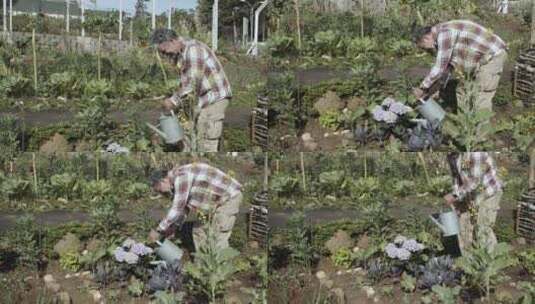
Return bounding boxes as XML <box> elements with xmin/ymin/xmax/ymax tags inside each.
<box><xmin>364</xmin><ymin>152</ymin><xmax>367</xmax><ymax>178</ymax></box>
<box><xmin>530</xmin><ymin>148</ymin><xmax>535</xmax><ymax>189</ymax></box>
<box><xmin>32</xmin><ymin>29</ymin><xmax>37</xmax><ymax>92</ymax></box>
<box><xmin>168</xmin><ymin>0</ymin><xmax>172</xmax><ymax>29</ymax></box>
<box><xmin>152</xmin><ymin>0</ymin><xmax>156</xmax><ymax>30</ymax></box>
<box><xmin>300</xmin><ymin>152</ymin><xmax>306</xmax><ymax>191</ymax></box>
<box><xmin>295</xmin><ymin>0</ymin><xmax>302</xmax><ymax>49</ymax></box>
<box><xmin>9</xmin><ymin>0</ymin><xmax>12</xmax><ymax>33</ymax></box>
<box><xmin>96</xmin><ymin>153</ymin><xmax>99</xmax><ymax>181</ymax></box>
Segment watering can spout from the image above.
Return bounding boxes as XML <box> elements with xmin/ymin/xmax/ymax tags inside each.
<box><xmin>146</xmin><ymin>122</ymin><xmax>168</xmax><ymax>141</ymax></box>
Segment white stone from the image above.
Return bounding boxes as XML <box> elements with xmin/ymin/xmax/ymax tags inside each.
<box><xmin>352</xmin><ymin>246</ymin><xmax>360</xmax><ymax>253</ymax></box>
<box><xmin>341</xmin><ymin>130</ymin><xmax>351</xmax><ymax>135</ymax></box>
<box><xmin>43</xmin><ymin>274</ymin><xmax>55</xmax><ymax>284</ymax></box>
<box><xmin>301</xmin><ymin>133</ymin><xmax>313</xmax><ymax>141</ymax></box>
<box><xmin>89</xmin><ymin>290</ymin><xmax>102</xmax><ymax>303</ymax></box>
<box><xmin>65</xmin><ymin>274</ymin><xmax>72</xmax><ymax>279</ymax></box>
<box><xmin>324</xmin><ymin>133</ymin><xmax>330</xmax><ymax>138</ymax></box>
<box><xmin>315</xmin><ymin>271</ymin><xmax>327</xmax><ymax>281</ymax></box>
<box><xmin>363</xmin><ymin>286</ymin><xmax>375</xmax><ymax>298</ymax></box>
<box><xmin>336</xmin><ymin>270</ymin><xmax>343</xmax><ymax>276</ymax></box>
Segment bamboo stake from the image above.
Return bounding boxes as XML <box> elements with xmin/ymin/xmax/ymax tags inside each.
<box><xmin>360</xmin><ymin>0</ymin><xmax>364</xmax><ymax>38</ymax></box>
<box><xmin>418</xmin><ymin>152</ymin><xmax>430</xmax><ymax>186</ymax></box>
<box><xmin>32</xmin><ymin>29</ymin><xmax>37</xmax><ymax>92</ymax></box>
<box><xmin>276</xmin><ymin>159</ymin><xmax>279</xmax><ymax>173</ymax></box>
<box><xmin>295</xmin><ymin>0</ymin><xmax>302</xmax><ymax>49</ymax></box>
<box><xmin>155</xmin><ymin>50</ymin><xmax>168</xmax><ymax>86</ymax></box>
<box><xmin>300</xmin><ymin>152</ymin><xmax>306</xmax><ymax>191</ymax></box>
<box><xmin>364</xmin><ymin>152</ymin><xmax>367</xmax><ymax>178</ymax></box>
<box><xmin>32</xmin><ymin>153</ymin><xmax>38</xmax><ymax>196</ymax></box>
<box><xmin>96</xmin><ymin>153</ymin><xmax>100</xmax><ymax>181</ymax></box>
<box><xmin>97</xmin><ymin>32</ymin><xmax>102</xmax><ymax>80</ymax></box>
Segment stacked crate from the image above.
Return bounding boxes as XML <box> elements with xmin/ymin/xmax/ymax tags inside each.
<box><xmin>513</xmin><ymin>49</ymin><xmax>535</xmax><ymax>107</ymax></box>
<box><xmin>516</xmin><ymin>188</ymin><xmax>535</xmax><ymax>243</ymax></box>
<box><xmin>248</xmin><ymin>191</ymin><xmax>269</xmax><ymax>247</ymax></box>
<box><xmin>251</xmin><ymin>95</ymin><xmax>269</xmax><ymax>150</ymax></box>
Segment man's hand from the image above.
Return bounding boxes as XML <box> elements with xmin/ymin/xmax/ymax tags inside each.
<box><xmin>162</xmin><ymin>98</ymin><xmax>176</xmax><ymax>112</ymax></box>
<box><xmin>148</xmin><ymin>229</ymin><xmax>161</xmax><ymax>243</ymax></box>
<box><xmin>413</xmin><ymin>87</ymin><xmax>426</xmax><ymax>100</ymax></box>
<box><xmin>443</xmin><ymin>194</ymin><xmax>457</xmax><ymax>206</ymax></box>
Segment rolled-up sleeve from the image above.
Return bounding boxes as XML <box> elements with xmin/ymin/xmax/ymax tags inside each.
<box><xmin>452</xmin><ymin>153</ymin><xmax>484</xmax><ymax>201</ymax></box>
<box><xmin>158</xmin><ymin>172</ymin><xmax>192</xmax><ymax>231</ymax></box>
<box><xmin>421</xmin><ymin>30</ymin><xmax>457</xmax><ymax>89</ymax></box>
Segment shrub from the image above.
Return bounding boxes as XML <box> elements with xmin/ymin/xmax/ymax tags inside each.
<box><xmin>83</xmin><ymin>79</ymin><xmax>113</xmax><ymax>98</ymax></box>
<box><xmin>0</xmin><ymin>74</ymin><xmax>31</xmax><ymax>97</ymax></box>
<box><xmin>47</xmin><ymin>71</ymin><xmax>80</xmax><ymax>98</ymax></box>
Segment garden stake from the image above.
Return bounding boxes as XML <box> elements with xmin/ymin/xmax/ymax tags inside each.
<box><xmin>364</xmin><ymin>152</ymin><xmax>367</xmax><ymax>179</ymax></box>
<box><xmin>96</xmin><ymin>153</ymin><xmax>100</xmax><ymax>181</ymax></box>
<box><xmin>32</xmin><ymin>29</ymin><xmax>37</xmax><ymax>92</ymax></box>
<box><xmin>418</xmin><ymin>152</ymin><xmax>431</xmax><ymax>187</ymax></box>
<box><xmin>300</xmin><ymin>152</ymin><xmax>306</xmax><ymax>192</ymax></box>
<box><xmin>32</xmin><ymin>153</ymin><xmax>38</xmax><ymax>197</ymax></box>
<box><xmin>97</xmin><ymin>32</ymin><xmax>102</xmax><ymax>80</ymax></box>
<box><xmin>530</xmin><ymin>149</ymin><xmax>535</xmax><ymax>188</ymax></box>
<box><xmin>360</xmin><ymin>0</ymin><xmax>365</xmax><ymax>38</ymax></box>
<box><xmin>294</xmin><ymin>0</ymin><xmax>301</xmax><ymax>49</ymax></box>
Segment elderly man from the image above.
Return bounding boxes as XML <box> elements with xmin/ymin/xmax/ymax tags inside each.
<box><xmin>148</xmin><ymin>163</ymin><xmax>243</xmax><ymax>251</ymax></box>
<box><xmin>445</xmin><ymin>152</ymin><xmax>503</xmax><ymax>253</ymax></box>
<box><xmin>150</xmin><ymin>29</ymin><xmax>232</xmax><ymax>152</ymax></box>
<box><xmin>412</xmin><ymin>20</ymin><xmax>507</xmax><ymax>115</ymax></box>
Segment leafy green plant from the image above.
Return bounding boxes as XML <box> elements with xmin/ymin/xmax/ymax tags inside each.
<box><xmin>442</xmin><ymin>80</ymin><xmax>495</xmax><ymax>151</ymax></box>
<box><xmin>392</xmin><ymin>180</ymin><xmax>415</xmax><ymax>197</ymax></box>
<box><xmin>268</xmin><ymin>35</ymin><xmax>297</xmax><ymax>58</ymax></box>
<box><xmin>517</xmin><ymin>282</ymin><xmax>535</xmax><ymax>304</ymax></box>
<box><xmin>400</xmin><ymin>272</ymin><xmax>416</xmax><ymax>293</ymax></box>
<box><xmin>185</xmin><ymin>215</ymin><xmax>240</xmax><ymax>303</ymax></box>
<box><xmin>90</xmin><ymin>196</ymin><xmax>119</xmax><ymax>239</ymax></box>
<box><xmin>74</xmin><ymin>96</ymin><xmax>112</xmax><ymax>140</ymax></box>
<box><xmin>0</xmin><ymin>174</ymin><xmax>30</xmax><ymax>201</ymax></box>
<box><xmin>319</xmin><ymin>111</ymin><xmax>343</xmax><ymax>130</ymax></box>
<box><xmin>128</xmin><ymin>277</ymin><xmax>144</xmax><ymax>297</ymax></box>
<box><xmin>286</xmin><ymin>213</ymin><xmax>314</xmax><ymax>269</ymax></box>
<box><xmin>125</xmin><ymin>182</ymin><xmax>150</xmax><ymax>199</ymax></box>
<box><xmin>456</xmin><ymin>242</ymin><xmax>517</xmax><ymax>299</ymax></box>
<box><xmin>517</xmin><ymin>248</ymin><xmax>535</xmax><ymax>276</ymax></box>
<box><xmin>270</xmin><ymin>173</ymin><xmax>299</xmax><ymax>196</ymax></box>
<box><xmin>48</xmin><ymin>173</ymin><xmax>79</xmax><ymax>200</ymax></box>
<box><xmin>495</xmin><ymin>114</ymin><xmax>535</xmax><ymax>153</ymax></box>
<box><xmin>83</xmin><ymin>79</ymin><xmax>113</xmax><ymax>98</ymax></box>
<box><xmin>431</xmin><ymin>285</ymin><xmax>461</xmax><ymax>304</ymax></box>
<box><xmin>0</xmin><ymin>215</ymin><xmax>43</xmax><ymax>267</ymax></box>
<box><xmin>350</xmin><ymin>177</ymin><xmax>380</xmax><ymax>205</ymax></box>
<box><xmin>346</xmin><ymin>37</ymin><xmax>378</xmax><ymax>57</ymax></box>
<box><xmin>318</xmin><ymin>170</ymin><xmax>347</xmax><ymax>195</ymax></box>
<box><xmin>152</xmin><ymin>291</ymin><xmax>185</xmax><ymax>304</ymax></box>
<box><xmin>0</xmin><ymin>114</ymin><xmax>21</xmax><ymax>162</ymax></box>
<box><xmin>125</xmin><ymin>81</ymin><xmax>151</xmax><ymax>100</ymax></box>
<box><xmin>387</xmin><ymin>39</ymin><xmax>414</xmax><ymax>57</ymax></box>
<box><xmin>0</xmin><ymin>74</ymin><xmax>31</xmax><ymax>97</ymax></box>
<box><xmin>82</xmin><ymin>179</ymin><xmax>113</xmax><ymax>203</ymax></box>
<box><xmin>332</xmin><ymin>247</ymin><xmax>353</xmax><ymax>268</ymax></box>
<box><xmin>47</xmin><ymin>71</ymin><xmax>80</xmax><ymax>98</ymax></box>
<box><xmin>59</xmin><ymin>251</ymin><xmax>82</xmax><ymax>272</ymax></box>
<box><xmin>426</xmin><ymin>175</ymin><xmax>451</xmax><ymax>196</ymax></box>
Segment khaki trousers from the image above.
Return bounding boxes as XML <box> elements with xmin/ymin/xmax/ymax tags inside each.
<box><xmin>196</xmin><ymin>99</ymin><xmax>229</xmax><ymax>152</ymax></box>
<box><xmin>192</xmin><ymin>192</ymin><xmax>242</xmax><ymax>252</ymax></box>
<box><xmin>455</xmin><ymin>190</ymin><xmax>502</xmax><ymax>254</ymax></box>
<box><xmin>457</xmin><ymin>51</ymin><xmax>507</xmax><ymax>113</ymax></box>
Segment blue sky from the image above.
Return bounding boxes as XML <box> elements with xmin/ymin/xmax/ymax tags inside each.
<box><xmin>85</xmin><ymin>0</ymin><xmax>197</xmax><ymax>14</ymax></box>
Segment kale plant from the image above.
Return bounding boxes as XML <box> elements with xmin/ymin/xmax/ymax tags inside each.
<box><xmin>456</xmin><ymin>242</ymin><xmax>517</xmax><ymax>299</ymax></box>
<box><xmin>417</xmin><ymin>255</ymin><xmax>458</xmax><ymax>289</ymax></box>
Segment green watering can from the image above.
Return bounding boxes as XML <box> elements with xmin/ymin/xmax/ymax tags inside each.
<box><xmin>155</xmin><ymin>239</ymin><xmax>184</xmax><ymax>265</ymax></box>
<box><xmin>417</xmin><ymin>98</ymin><xmax>446</xmax><ymax>123</ymax></box>
<box><xmin>429</xmin><ymin>207</ymin><xmax>460</xmax><ymax>237</ymax></box>
<box><xmin>146</xmin><ymin>111</ymin><xmax>184</xmax><ymax>145</ymax></box>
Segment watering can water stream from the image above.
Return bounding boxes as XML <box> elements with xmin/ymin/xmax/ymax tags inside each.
<box><xmin>146</xmin><ymin>111</ymin><xmax>184</xmax><ymax>145</ymax></box>
<box><xmin>429</xmin><ymin>206</ymin><xmax>460</xmax><ymax>237</ymax></box>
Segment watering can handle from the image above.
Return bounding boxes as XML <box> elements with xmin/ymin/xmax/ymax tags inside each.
<box><xmin>170</xmin><ymin>110</ymin><xmax>176</xmax><ymax>118</ymax></box>
<box><xmin>146</xmin><ymin>122</ymin><xmax>168</xmax><ymax>140</ymax></box>
<box><xmin>429</xmin><ymin>214</ymin><xmax>444</xmax><ymax>231</ymax></box>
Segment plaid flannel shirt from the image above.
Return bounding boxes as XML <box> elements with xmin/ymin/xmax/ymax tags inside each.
<box><xmin>158</xmin><ymin>163</ymin><xmax>242</xmax><ymax>231</ymax></box>
<box><xmin>421</xmin><ymin>20</ymin><xmax>507</xmax><ymax>89</ymax></box>
<box><xmin>176</xmin><ymin>38</ymin><xmax>232</xmax><ymax>109</ymax></box>
<box><xmin>451</xmin><ymin>152</ymin><xmax>502</xmax><ymax>202</ymax></box>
